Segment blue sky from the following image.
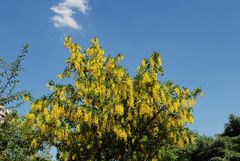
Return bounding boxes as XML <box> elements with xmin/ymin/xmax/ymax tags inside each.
<box><xmin>1</xmin><ymin>0</ymin><xmax>240</xmax><ymax>136</ymax></box>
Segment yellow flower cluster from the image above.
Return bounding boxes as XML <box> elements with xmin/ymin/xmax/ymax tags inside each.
<box><xmin>26</xmin><ymin>113</ymin><xmax>35</xmax><ymax>125</ymax></box>
<box><xmin>113</xmin><ymin>126</ymin><xmax>127</xmax><ymax>141</ymax></box>
<box><xmin>139</xmin><ymin>103</ymin><xmax>153</xmax><ymax>116</ymax></box>
<box><xmin>30</xmin><ymin>138</ymin><xmax>38</xmax><ymax>149</ymax></box>
<box><xmin>115</xmin><ymin>104</ymin><xmax>124</xmax><ymax>115</ymax></box>
<box><xmin>30</xmin><ymin>101</ymin><xmax>42</xmax><ymax>112</ymax></box>
<box><xmin>142</xmin><ymin>72</ymin><xmax>151</xmax><ymax>84</ymax></box>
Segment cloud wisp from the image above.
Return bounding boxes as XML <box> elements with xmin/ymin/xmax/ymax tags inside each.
<box><xmin>51</xmin><ymin>0</ymin><xmax>89</xmax><ymax>30</ymax></box>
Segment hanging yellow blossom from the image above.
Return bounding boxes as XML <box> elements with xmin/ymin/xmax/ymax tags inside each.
<box><xmin>26</xmin><ymin>113</ymin><xmax>35</xmax><ymax>125</ymax></box>
<box><xmin>30</xmin><ymin>138</ymin><xmax>38</xmax><ymax>149</ymax></box>
<box><xmin>115</xmin><ymin>104</ymin><xmax>124</xmax><ymax>115</ymax></box>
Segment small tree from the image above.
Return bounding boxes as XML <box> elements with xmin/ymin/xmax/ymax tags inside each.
<box><xmin>0</xmin><ymin>45</ymin><xmax>51</xmax><ymax>160</ymax></box>
<box><xmin>222</xmin><ymin>114</ymin><xmax>240</xmax><ymax>137</ymax></box>
<box><xmin>0</xmin><ymin>44</ymin><xmax>30</xmax><ymax>109</ymax></box>
<box><xmin>26</xmin><ymin>37</ymin><xmax>201</xmax><ymax>160</ymax></box>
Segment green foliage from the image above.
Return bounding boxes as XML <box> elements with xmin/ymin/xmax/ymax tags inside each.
<box><xmin>177</xmin><ymin>115</ymin><xmax>240</xmax><ymax>161</ymax></box>
<box><xmin>0</xmin><ymin>44</ymin><xmax>31</xmax><ymax>109</ymax></box>
<box><xmin>222</xmin><ymin>114</ymin><xmax>240</xmax><ymax>137</ymax></box>
<box><xmin>0</xmin><ymin>113</ymin><xmax>51</xmax><ymax>160</ymax></box>
<box><xmin>157</xmin><ymin>146</ymin><xmax>179</xmax><ymax>161</ymax></box>
<box><xmin>0</xmin><ymin>45</ymin><xmax>51</xmax><ymax>160</ymax></box>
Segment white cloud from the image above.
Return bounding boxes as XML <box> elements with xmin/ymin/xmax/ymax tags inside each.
<box><xmin>51</xmin><ymin>0</ymin><xmax>89</xmax><ymax>29</ymax></box>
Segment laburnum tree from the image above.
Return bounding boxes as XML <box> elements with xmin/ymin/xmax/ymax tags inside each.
<box><xmin>25</xmin><ymin>37</ymin><xmax>201</xmax><ymax>160</ymax></box>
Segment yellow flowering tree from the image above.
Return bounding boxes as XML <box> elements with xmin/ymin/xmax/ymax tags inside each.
<box><xmin>25</xmin><ymin>37</ymin><xmax>201</xmax><ymax>160</ymax></box>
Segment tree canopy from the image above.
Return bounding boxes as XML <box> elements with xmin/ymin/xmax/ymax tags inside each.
<box><xmin>177</xmin><ymin>115</ymin><xmax>240</xmax><ymax>161</ymax></box>
<box><xmin>25</xmin><ymin>37</ymin><xmax>201</xmax><ymax>160</ymax></box>
<box><xmin>221</xmin><ymin>114</ymin><xmax>240</xmax><ymax>137</ymax></box>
